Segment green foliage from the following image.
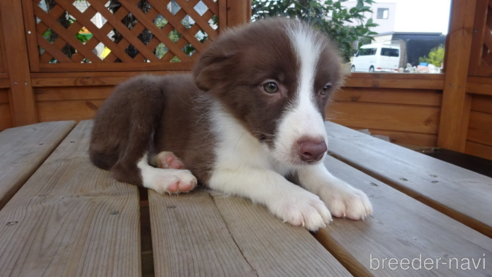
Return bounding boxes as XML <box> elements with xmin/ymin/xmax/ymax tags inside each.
<box><xmin>252</xmin><ymin>0</ymin><xmax>378</xmax><ymax>61</ymax></box>
<box><xmin>419</xmin><ymin>45</ymin><xmax>445</xmax><ymax>67</ymax></box>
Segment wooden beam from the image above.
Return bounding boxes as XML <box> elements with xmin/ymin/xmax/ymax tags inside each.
<box><xmin>467</xmin><ymin>0</ymin><xmax>488</xmax><ymax>76</ymax></box>
<box><xmin>0</xmin><ymin>8</ymin><xmax>8</xmax><ymax>75</ymax></box>
<box><xmin>437</xmin><ymin>0</ymin><xmax>477</xmax><ymax>152</ymax></box>
<box><xmin>227</xmin><ymin>0</ymin><xmax>251</xmax><ymax>27</ymax></box>
<box><xmin>20</xmin><ymin>0</ymin><xmax>40</xmax><ymax>72</ymax></box>
<box><xmin>0</xmin><ymin>1</ymin><xmax>37</xmax><ymax>126</ymax></box>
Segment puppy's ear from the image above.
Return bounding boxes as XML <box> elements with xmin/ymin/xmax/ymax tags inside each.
<box><xmin>193</xmin><ymin>50</ymin><xmax>237</xmax><ymax>91</ymax></box>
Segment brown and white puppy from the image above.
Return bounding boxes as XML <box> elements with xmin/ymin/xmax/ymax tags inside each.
<box><xmin>90</xmin><ymin>18</ymin><xmax>372</xmax><ymax>231</ymax></box>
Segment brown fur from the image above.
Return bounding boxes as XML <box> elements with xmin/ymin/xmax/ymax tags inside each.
<box><xmin>90</xmin><ymin>74</ymin><xmax>215</xmax><ymax>185</ymax></box>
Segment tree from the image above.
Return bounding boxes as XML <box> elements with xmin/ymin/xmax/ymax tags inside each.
<box><xmin>419</xmin><ymin>45</ymin><xmax>445</xmax><ymax>67</ymax></box>
<box><xmin>252</xmin><ymin>0</ymin><xmax>378</xmax><ymax>62</ymax></box>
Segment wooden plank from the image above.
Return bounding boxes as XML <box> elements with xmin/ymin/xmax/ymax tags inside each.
<box><xmin>149</xmin><ymin>189</ymin><xmax>351</xmax><ymax>276</ymax></box>
<box><xmin>0</xmin><ymin>78</ymin><xmax>10</xmax><ymax>88</ymax></box>
<box><xmin>31</xmin><ymin>71</ymin><xmax>188</xmax><ymax>78</ymax></box>
<box><xmin>36</xmin><ymin>100</ymin><xmax>104</xmax><ymax>122</ymax></box>
<box><xmin>32</xmin><ymin>77</ymin><xmax>136</xmax><ymax>87</ymax></box>
<box><xmin>325</xmin><ymin>121</ymin><xmax>492</xmax><ymax>237</ymax></box>
<box><xmin>467</xmin><ymin>111</ymin><xmax>492</xmax><ymax>146</ymax></box>
<box><xmin>333</xmin><ymin>88</ymin><xmax>442</xmax><ymax>107</ymax></box>
<box><xmin>437</xmin><ymin>0</ymin><xmax>476</xmax><ymax>151</ymax></box>
<box><xmin>459</xmin><ymin>94</ymin><xmax>472</xmax><ymax>148</ymax></box>
<box><xmin>211</xmin><ymin>192</ymin><xmax>352</xmax><ymax>276</ymax></box>
<box><xmin>0</xmin><ymin>88</ymin><xmax>8</xmax><ymax>104</ymax></box>
<box><xmin>0</xmin><ymin>121</ymin><xmax>75</xmax><ymax>209</ymax></box>
<box><xmin>467</xmin><ymin>80</ymin><xmax>492</xmax><ymax>96</ymax></box>
<box><xmin>0</xmin><ymin>0</ymin><xmax>37</xmax><ymax>126</ymax></box>
<box><xmin>0</xmin><ymin>121</ymin><xmax>141</xmax><ymax>276</ymax></box>
<box><xmin>471</xmin><ymin>94</ymin><xmax>492</xmax><ymax>113</ymax></box>
<box><xmin>315</xmin><ymin>155</ymin><xmax>492</xmax><ymax>276</ymax></box>
<box><xmin>466</xmin><ymin>140</ymin><xmax>492</xmax><ymax>160</ymax></box>
<box><xmin>365</xmin><ymin>129</ymin><xmax>438</xmax><ymax>147</ymax></box>
<box><xmin>345</xmin><ymin>73</ymin><xmax>445</xmax><ymax>90</ymax></box>
<box><xmin>466</xmin><ymin>82</ymin><xmax>492</xmax><ymax>96</ymax></box>
<box><xmin>31</xmin><ymin>72</ymin><xmax>190</xmax><ymax>87</ymax></box>
<box><xmin>0</xmin><ymin>103</ymin><xmax>12</xmax><ymax>130</ymax></box>
<box><xmin>149</xmin><ymin>190</ymin><xmax>256</xmax><ymax>276</ymax></box>
<box><xmin>327</xmin><ymin>102</ymin><xmax>440</xmax><ymax>134</ymax></box>
<box><xmin>478</xmin><ymin>65</ymin><xmax>492</xmax><ymax>77</ymax></box>
<box><xmin>38</xmin><ymin>62</ymin><xmax>194</xmax><ymax>73</ymax></box>
<box><xmin>34</xmin><ymin>86</ymin><xmax>114</xmax><ymax>101</ymax></box>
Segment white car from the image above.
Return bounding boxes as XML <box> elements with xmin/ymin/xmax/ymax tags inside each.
<box><xmin>351</xmin><ymin>44</ymin><xmax>401</xmax><ymax>73</ymax></box>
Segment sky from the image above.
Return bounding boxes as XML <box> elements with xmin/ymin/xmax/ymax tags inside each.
<box><xmin>375</xmin><ymin>0</ymin><xmax>452</xmax><ymax>34</ymax></box>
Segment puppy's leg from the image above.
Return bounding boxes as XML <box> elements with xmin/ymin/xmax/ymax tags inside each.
<box><xmin>151</xmin><ymin>151</ymin><xmax>184</xmax><ymax>169</ymax></box>
<box><xmin>209</xmin><ymin>167</ymin><xmax>331</xmax><ymax>231</ymax></box>
<box><xmin>138</xmin><ymin>153</ymin><xmax>196</xmax><ymax>194</ymax></box>
<box><xmin>297</xmin><ymin>163</ymin><xmax>372</xmax><ymax>220</ymax></box>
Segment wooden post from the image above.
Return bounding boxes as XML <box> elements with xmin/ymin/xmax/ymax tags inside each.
<box><xmin>0</xmin><ymin>0</ymin><xmax>37</xmax><ymax>126</ymax></box>
<box><xmin>226</xmin><ymin>0</ymin><xmax>251</xmax><ymax>27</ymax></box>
<box><xmin>437</xmin><ymin>0</ymin><xmax>476</xmax><ymax>152</ymax></box>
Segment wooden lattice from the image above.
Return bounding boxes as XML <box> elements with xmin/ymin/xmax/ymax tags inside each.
<box><xmin>26</xmin><ymin>0</ymin><xmax>222</xmax><ymax>72</ymax></box>
<box><xmin>469</xmin><ymin>0</ymin><xmax>492</xmax><ymax>76</ymax></box>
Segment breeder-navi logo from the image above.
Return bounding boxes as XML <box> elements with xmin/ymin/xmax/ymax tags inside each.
<box><xmin>369</xmin><ymin>254</ymin><xmax>487</xmax><ymax>271</ymax></box>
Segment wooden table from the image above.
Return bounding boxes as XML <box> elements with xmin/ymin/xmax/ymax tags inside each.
<box><xmin>0</xmin><ymin>120</ymin><xmax>491</xmax><ymax>277</ymax></box>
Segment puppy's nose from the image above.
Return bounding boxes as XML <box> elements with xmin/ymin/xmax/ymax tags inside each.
<box><xmin>298</xmin><ymin>139</ymin><xmax>327</xmax><ymax>162</ymax></box>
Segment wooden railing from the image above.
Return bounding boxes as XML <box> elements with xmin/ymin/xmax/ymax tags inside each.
<box><xmin>0</xmin><ymin>0</ymin><xmax>249</xmax><ymax>128</ymax></box>
<box><xmin>25</xmin><ymin>0</ymin><xmax>224</xmax><ymax>72</ymax></box>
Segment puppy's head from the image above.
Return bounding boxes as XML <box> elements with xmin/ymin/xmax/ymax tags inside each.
<box><xmin>193</xmin><ymin>18</ymin><xmax>345</xmax><ymax>167</ymax></box>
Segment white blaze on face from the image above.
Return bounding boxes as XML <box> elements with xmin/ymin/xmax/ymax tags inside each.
<box><xmin>272</xmin><ymin>23</ymin><xmax>328</xmax><ymax>166</ymax></box>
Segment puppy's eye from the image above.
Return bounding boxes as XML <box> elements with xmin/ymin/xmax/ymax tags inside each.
<box><xmin>320</xmin><ymin>82</ymin><xmax>332</xmax><ymax>96</ymax></box>
<box><xmin>262</xmin><ymin>82</ymin><xmax>279</xmax><ymax>94</ymax></box>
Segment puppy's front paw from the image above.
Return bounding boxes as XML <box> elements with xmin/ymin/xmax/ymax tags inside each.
<box><xmin>319</xmin><ymin>181</ymin><xmax>372</xmax><ymax>220</ymax></box>
<box><xmin>143</xmin><ymin>168</ymin><xmax>197</xmax><ymax>195</ymax></box>
<box><xmin>270</xmin><ymin>190</ymin><xmax>332</xmax><ymax>231</ymax></box>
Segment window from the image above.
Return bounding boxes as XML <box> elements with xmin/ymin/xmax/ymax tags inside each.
<box><xmin>358</xmin><ymin>48</ymin><xmax>376</xmax><ymax>56</ymax></box>
<box><xmin>377</xmin><ymin>8</ymin><xmax>389</xmax><ymax>19</ymax></box>
<box><xmin>381</xmin><ymin>48</ymin><xmax>399</xmax><ymax>57</ymax></box>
